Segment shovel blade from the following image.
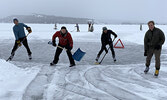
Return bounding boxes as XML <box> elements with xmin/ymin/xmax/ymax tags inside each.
<box><xmin>72</xmin><ymin>48</ymin><xmax>86</xmax><ymax>61</ymax></box>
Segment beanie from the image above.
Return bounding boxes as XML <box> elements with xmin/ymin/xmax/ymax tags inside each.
<box><xmin>102</xmin><ymin>27</ymin><xmax>107</xmax><ymax>31</ymax></box>
<box><xmin>13</xmin><ymin>18</ymin><xmax>18</xmax><ymax>22</ymax></box>
<box><xmin>61</xmin><ymin>26</ymin><xmax>67</xmax><ymax>30</ymax></box>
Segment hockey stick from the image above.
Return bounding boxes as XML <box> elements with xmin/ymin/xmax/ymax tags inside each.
<box><xmin>6</xmin><ymin>33</ymin><xmax>31</xmax><ymax>62</ymax></box>
<box><xmin>95</xmin><ymin>38</ymin><xmax>116</xmax><ymax>65</ymax></box>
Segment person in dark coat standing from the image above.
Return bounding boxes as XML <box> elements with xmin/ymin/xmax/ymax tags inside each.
<box><xmin>75</xmin><ymin>23</ymin><xmax>80</xmax><ymax>32</ymax></box>
<box><xmin>50</xmin><ymin>26</ymin><xmax>75</xmax><ymax>67</ymax></box>
<box><xmin>96</xmin><ymin>27</ymin><xmax>117</xmax><ymax>62</ymax></box>
<box><xmin>88</xmin><ymin>22</ymin><xmax>91</xmax><ymax>32</ymax></box>
<box><xmin>9</xmin><ymin>18</ymin><xmax>32</xmax><ymax>61</ymax></box>
<box><xmin>144</xmin><ymin>21</ymin><xmax>165</xmax><ymax>76</ymax></box>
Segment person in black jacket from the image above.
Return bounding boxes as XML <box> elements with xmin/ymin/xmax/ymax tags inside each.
<box><xmin>96</xmin><ymin>27</ymin><xmax>117</xmax><ymax>62</ymax></box>
<box><xmin>144</xmin><ymin>21</ymin><xmax>165</xmax><ymax>76</ymax></box>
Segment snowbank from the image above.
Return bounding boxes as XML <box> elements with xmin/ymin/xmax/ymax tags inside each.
<box><xmin>0</xmin><ymin>59</ymin><xmax>40</xmax><ymax>100</ymax></box>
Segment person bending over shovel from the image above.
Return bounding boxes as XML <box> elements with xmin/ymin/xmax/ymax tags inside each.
<box><xmin>95</xmin><ymin>27</ymin><xmax>117</xmax><ymax>63</ymax></box>
<box><xmin>8</xmin><ymin>18</ymin><xmax>32</xmax><ymax>61</ymax></box>
<box><xmin>50</xmin><ymin>26</ymin><xmax>75</xmax><ymax>67</ymax></box>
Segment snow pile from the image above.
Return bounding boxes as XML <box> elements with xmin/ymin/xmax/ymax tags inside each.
<box><xmin>0</xmin><ymin>59</ymin><xmax>40</xmax><ymax>100</ymax></box>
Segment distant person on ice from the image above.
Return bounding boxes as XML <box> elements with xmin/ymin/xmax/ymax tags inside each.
<box><xmin>140</xmin><ymin>24</ymin><xmax>142</xmax><ymax>31</ymax></box>
<box><xmin>50</xmin><ymin>26</ymin><xmax>75</xmax><ymax>67</ymax></box>
<box><xmin>88</xmin><ymin>21</ymin><xmax>94</xmax><ymax>32</ymax></box>
<box><xmin>75</xmin><ymin>23</ymin><xmax>80</xmax><ymax>32</ymax></box>
<box><xmin>54</xmin><ymin>23</ymin><xmax>57</xmax><ymax>30</ymax></box>
<box><xmin>90</xmin><ymin>23</ymin><xmax>94</xmax><ymax>32</ymax></box>
<box><xmin>144</xmin><ymin>21</ymin><xmax>165</xmax><ymax>76</ymax></box>
<box><xmin>95</xmin><ymin>27</ymin><xmax>117</xmax><ymax>62</ymax></box>
<box><xmin>9</xmin><ymin>18</ymin><xmax>32</xmax><ymax>61</ymax></box>
<box><xmin>88</xmin><ymin>22</ymin><xmax>91</xmax><ymax>32</ymax></box>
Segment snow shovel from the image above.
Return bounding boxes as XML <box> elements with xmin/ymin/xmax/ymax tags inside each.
<box><xmin>6</xmin><ymin>33</ymin><xmax>31</xmax><ymax>62</ymax></box>
<box><xmin>48</xmin><ymin>41</ymin><xmax>86</xmax><ymax>61</ymax></box>
<box><xmin>72</xmin><ymin>48</ymin><xmax>86</xmax><ymax>61</ymax></box>
<box><xmin>95</xmin><ymin>38</ymin><xmax>116</xmax><ymax>65</ymax></box>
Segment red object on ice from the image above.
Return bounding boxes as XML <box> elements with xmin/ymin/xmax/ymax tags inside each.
<box><xmin>114</xmin><ymin>39</ymin><xmax>124</xmax><ymax>48</ymax></box>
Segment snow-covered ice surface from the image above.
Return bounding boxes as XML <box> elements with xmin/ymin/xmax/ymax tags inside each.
<box><xmin>0</xmin><ymin>23</ymin><xmax>167</xmax><ymax>100</ymax></box>
<box><xmin>0</xmin><ymin>59</ymin><xmax>40</xmax><ymax>100</ymax></box>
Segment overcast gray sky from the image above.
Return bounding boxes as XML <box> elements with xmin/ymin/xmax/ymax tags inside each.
<box><xmin>0</xmin><ymin>0</ymin><xmax>167</xmax><ymax>23</ymax></box>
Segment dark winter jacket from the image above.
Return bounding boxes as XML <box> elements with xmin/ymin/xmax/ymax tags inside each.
<box><xmin>144</xmin><ymin>27</ymin><xmax>165</xmax><ymax>51</ymax></box>
<box><xmin>13</xmin><ymin>23</ymin><xmax>29</xmax><ymax>40</ymax></box>
<box><xmin>101</xmin><ymin>30</ymin><xmax>117</xmax><ymax>46</ymax></box>
<box><xmin>52</xmin><ymin>31</ymin><xmax>73</xmax><ymax>48</ymax></box>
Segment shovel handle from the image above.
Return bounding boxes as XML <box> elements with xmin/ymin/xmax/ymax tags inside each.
<box><xmin>48</xmin><ymin>41</ymin><xmax>72</xmax><ymax>52</ymax></box>
<box><xmin>57</xmin><ymin>45</ymin><xmax>74</xmax><ymax>54</ymax></box>
<box><xmin>112</xmin><ymin>37</ymin><xmax>116</xmax><ymax>42</ymax></box>
<box><xmin>55</xmin><ymin>45</ymin><xmax>74</xmax><ymax>53</ymax></box>
<box><xmin>99</xmin><ymin>37</ymin><xmax>116</xmax><ymax>64</ymax></box>
<box><xmin>26</xmin><ymin>33</ymin><xmax>30</xmax><ymax>37</ymax></box>
<box><xmin>56</xmin><ymin>45</ymin><xmax>67</xmax><ymax>51</ymax></box>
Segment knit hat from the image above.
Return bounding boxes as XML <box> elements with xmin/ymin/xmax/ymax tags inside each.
<box><xmin>13</xmin><ymin>18</ymin><xmax>18</xmax><ymax>22</ymax></box>
<box><xmin>102</xmin><ymin>27</ymin><xmax>107</xmax><ymax>31</ymax></box>
<box><xmin>61</xmin><ymin>26</ymin><xmax>67</xmax><ymax>30</ymax></box>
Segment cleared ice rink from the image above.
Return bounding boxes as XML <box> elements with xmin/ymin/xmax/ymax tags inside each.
<box><xmin>0</xmin><ymin>23</ymin><xmax>167</xmax><ymax>100</ymax></box>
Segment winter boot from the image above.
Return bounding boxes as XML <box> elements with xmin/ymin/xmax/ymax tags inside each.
<box><xmin>95</xmin><ymin>55</ymin><xmax>100</xmax><ymax>62</ymax></box>
<box><xmin>69</xmin><ymin>64</ymin><xmax>76</xmax><ymax>67</ymax></box>
<box><xmin>154</xmin><ymin>70</ymin><xmax>159</xmax><ymax>76</ymax></box>
<box><xmin>9</xmin><ymin>53</ymin><xmax>15</xmax><ymax>61</ymax></box>
<box><xmin>28</xmin><ymin>54</ymin><xmax>32</xmax><ymax>60</ymax></box>
<box><xmin>50</xmin><ymin>62</ymin><xmax>56</xmax><ymax>66</ymax></box>
<box><xmin>144</xmin><ymin>67</ymin><xmax>149</xmax><ymax>74</ymax></box>
<box><xmin>113</xmin><ymin>57</ymin><xmax>116</xmax><ymax>62</ymax></box>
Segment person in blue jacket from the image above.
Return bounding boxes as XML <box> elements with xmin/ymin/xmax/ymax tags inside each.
<box><xmin>9</xmin><ymin>18</ymin><xmax>32</xmax><ymax>60</ymax></box>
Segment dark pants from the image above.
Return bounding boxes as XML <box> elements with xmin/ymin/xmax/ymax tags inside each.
<box><xmin>76</xmin><ymin>26</ymin><xmax>80</xmax><ymax>32</ymax></box>
<box><xmin>53</xmin><ymin>45</ymin><xmax>75</xmax><ymax>65</ymax></box>
<box><xmin>97</xmin><ymin>42</ymin><xmax>115</xmax><ymax>58</ymax></box>
<box><xmin>146</xmin><ymin>49</ymin><xmax>161</xmax><ymax>70</ymax></box>
<box><xmin>11</xmin><ymin>37</ymin><xmax>32</xmax><ymax>55</ymax></box>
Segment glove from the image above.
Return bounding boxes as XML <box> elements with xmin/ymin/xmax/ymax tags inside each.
<box><xmin>52</xmin><ymin>40</ymin><xmax>56</xmax><ymax>47</ymax></box>
<box><xmin>16</xmin><ymin>40</ymin><xmax>22</xmax><ymax>46</ymax></box>
<box><xmin>115</xmin><ymin>35</ymin><xmax>117</xmax><ymax>38</ymax></box>
<box><xmin>144</xmin><ymin>50</ymin><xmax>147</xmax><ymax>56</ymax></box>
<box><xmin>26</xmin><ymin>27</ymin><xmax>32</xmax><ymax>33</ymax></box>
<box><xmin>154</xmin><ymin>45</ymin><xmax>161</xmax><ymax>50</ymax></box>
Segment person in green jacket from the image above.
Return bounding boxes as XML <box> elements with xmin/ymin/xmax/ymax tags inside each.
<box><xmin>144</xmin><ymin>21</ymin><xmax>165</xmax><ymax>76</ymax></box>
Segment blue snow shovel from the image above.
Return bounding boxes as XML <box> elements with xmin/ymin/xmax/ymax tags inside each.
<box><xmin>72</xmin><ymin>48</ymin><xmax>86</xmax><ymax>61</ymax></box>
<box><xmin>48</xmin><ymin>41</ymin><xmax>86</xmax><ymax>61</ymax></box>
